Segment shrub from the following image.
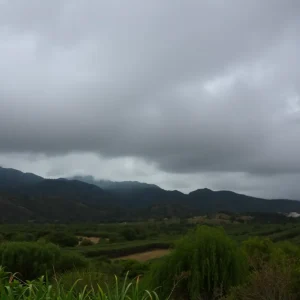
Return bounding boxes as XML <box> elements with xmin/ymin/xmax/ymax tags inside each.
<box><xmin>276</xmin><ymin>241</ymin><xmax>300</xmax><ymax>259</ymax></box>
<box><xmin>0</xmin><ymin>241</ymin><xmax>61</xmax><ymax>280</ymax></box>
<box><xmin>227</xmin><ymin>259</ymin><xmax>300</xmax><ymax>300</ymax></box>
<box><xmin>80</xmin><ymin>238</ymin><xmax>94</xmax><ymax>246</ymax></box>
<box><xmin>56</xmin><ymin>251</ymin><xmax>88</xmax><ymax>272</ymax></box>
<box><xmin>149</xmin><ymin>226</ymin><xmax>248</xmax><ymax>300</ymax></box>
<box><xmin>242</xmin><ymin>238</ymin><xmax>300</xmax><ymax>270</ymax></box>
<box><xmin>115</xmin><ymin>259</ymin><xmax>150</xmax><ymax>278</ymax></box>
<box><xmin>0</xmin><ymin>242</ymin><xmax>88</xmax><ymax>280</ymax></box>
<box><xmin>121</xmin><ymin>228</ymin><xmax>137</xmax><ymax>241</ymax></box>
<box><xmin>231</xmin><ymin>238</ymin><xmax>300</xmax><ymax>299</ymax></box>
<box><xmin>242</xmin><ymin>237</ymin><xmax>274</xmax><ymax>269</ymax></box>
<box><xmin>44</xmin><ymin>231</ymin><xmax>78</xmax><ymax>247</ymax></box>
<box><xmin>12</xmin><ymin>232</ymin><xmax>35</xmax><ymax>242</ymax></box>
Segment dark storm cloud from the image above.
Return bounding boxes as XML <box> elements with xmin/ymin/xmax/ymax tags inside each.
<box><xmin>0</xmin><ymin>0</ymin><xmax>300</xmax><ymax>182</ymax></box>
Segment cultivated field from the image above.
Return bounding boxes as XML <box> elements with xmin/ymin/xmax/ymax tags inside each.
<box><xmin>1</xmin><ymin>214</ymin><xmax>300</xmax><ymax>298</ymax></box>
<box><xmin>117</xmin><ymin>249</ymin><xmax>170</xmax><ymax>262</ymax></box>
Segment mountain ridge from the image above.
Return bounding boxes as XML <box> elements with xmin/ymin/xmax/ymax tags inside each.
<box><xmin>70</xmin><ymin>175</ymin><xmax>161</xmax><ymax>191</ymax></box>
<box><xmin>0</xmin><ymin>166</ymin><xmax>43</xmax><ymax>187</ymax></box>
<box><xmin>1</xmin><ymin>167</ymin><xmax>300</xmax><ymax>223</ymax></box>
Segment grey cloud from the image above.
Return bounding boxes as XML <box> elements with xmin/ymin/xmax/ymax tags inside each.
<box><xmin>2</xmin><ymin>152</ymin><xmax>300</xmax><ymax>200</ymax></box>
<box><xmin>1</xmin><ymin>0</ymin><xmax>300</xmax><ymax>198</ymax></box>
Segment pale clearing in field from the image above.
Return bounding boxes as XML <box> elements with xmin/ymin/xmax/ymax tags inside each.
<box><xmin>118</xmin><ymin>249</ymin><xmax>170</xmax><ymax>262</ymax></box>
<box><xmin>77</xmin><ymin>236</ymin><xmax>100</xmax><ymax>245</ymax></box>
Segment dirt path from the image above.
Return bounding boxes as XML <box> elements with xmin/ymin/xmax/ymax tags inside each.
<box><xmin>117</xmin><ymin>249</ymin><xmax>170</xmax><ymax>262</ymax></box>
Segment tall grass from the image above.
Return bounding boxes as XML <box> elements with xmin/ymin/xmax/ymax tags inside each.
<box><xmin>0</xmin><ymin>267</ymin><xmax>160</xmax><ymax>300</ymax></box>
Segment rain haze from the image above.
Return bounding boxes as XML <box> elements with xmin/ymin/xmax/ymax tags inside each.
<box><xmin>1</xmin><ymin>0</ymin><xmax>300</xmax><ymax>199</ymax></box>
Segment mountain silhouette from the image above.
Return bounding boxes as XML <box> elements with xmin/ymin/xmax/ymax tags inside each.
<box><xmin>1</xmin><ymin>167</ymin><xmax>300</xmax><ymax>222</ymax></box>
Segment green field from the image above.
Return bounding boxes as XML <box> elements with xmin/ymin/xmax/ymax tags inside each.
<box><xmin>1</xmin><ymin>215</ymin><xmax>300</xmax><ymax>299</ymax></box>
<box><xmin>2</xmin><ymin>219</ymin><xmax>300</xmax><ymax>261</ymax></box>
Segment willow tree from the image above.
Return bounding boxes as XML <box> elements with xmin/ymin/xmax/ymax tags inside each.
<box><xmin>149</xmin><ymin>226</ymin><xmax>248</xmax><ymax>299</ymax></box>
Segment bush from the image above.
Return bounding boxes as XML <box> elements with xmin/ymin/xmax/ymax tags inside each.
<box><xmin>276</xmin><ymin>241</ymin><xmax>300</xmax><ymax>259</ymax></box>
<box><xmin>115</xmin><ymin>259</ymin><xmax>150</xmax><ymax>278</ymax></box>
<box><xmin>80</xmin><ymin>238</ymin><xmax>94</xmax><ymax>246</ymax></box>
<box><xmin>242</xmin><ymin>237</ymin><xmax>274</xmax><ymax>269</ymax></box>
<box><xmin>0</xmin><ymin>242</ymin><xmax>88</xmax><ymax>280</ymax></box>
<box><xmin>149</xmin><ymin>226</ymin><xmax>248</xmax><ymax>300</ymax></box>
<box><xmin>227</xmin><ymin>259</ymin><xmax>300</xmax><ymax>300</ymax></box>
<box><xmin>121</xmin><ymin>228</ymin><xmax>137</xmax><ymax>241</ymax></box>
<box><xmin>0</xmin><ymin>242</ymin><xmax>61</xmax><ymax>280</ymax></box>
<box><xmin>44</xmin><ymin>232</ymin><xmax>78</xmax><ymax>247</ymax></box>
<box><xmin>56</xmin><ymin>251</ymin><xmax>88</xmax><ymax>272</ymax></box>
<box><xmin>230</xmin><ymin>238</ymin><xmax>300</xmax><ymax>299</ymax></box>
<box><xmin>12</xmin><ymin>232</ymin><xmax>35</xmax><ymax>242</ymax></box>
<box><xmin>242</xmin><ymin>238</ymin><xmax>300</xmax><ymax>270</ymax></box>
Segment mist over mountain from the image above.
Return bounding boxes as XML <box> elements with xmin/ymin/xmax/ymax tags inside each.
<box><xmin>70</xmin><ymin>175</ymin><xmax>160</xmax><ymax>191</ymax></box>
<box><xmin>1</xmin><ymin>166</ymin><xmax>300</xmax><ymax>223</ymax></box>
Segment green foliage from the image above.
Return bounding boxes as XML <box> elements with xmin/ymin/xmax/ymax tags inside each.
<box><xmin>242</xmin><ymin>237</ymin><xmax>274</xmax><ymax>269</ymax></box>
<box><xmin>121</xmin><ymin>228</ymin><xmax>138</xmax><ymax>241</ymax></box>
<box><xmin>0</xmin><ymin>242</ymin><xmax>87</xmax><ymax>280</ymax></box>
<box><xmin>271</xmin><ymin>227</ymin><xmax>300</xmax><ymax>242</ymax></box>
<box><xmin>242</xmin><ymin>237</ymin><xmax>300</xmax><ymax>270</ymax></box>
<box><xmin>2</xmin><ymin>222</ymin><xmax>300</xmax><ymax>299</ymax></box>
<box><xmin>12</xmin><ymin>232</ymin><xmax>35</xmax><ymax>242</ymax></box>
<box><xmin>0</xmin><ymin>222</ymin><xmax>185</xmax><ymax>250</ymax></box>
<box><xmin>58</xmin><ymin>269</ymin><xmax>107</xmax><ymax>293</ymax></box>
<box><xmin>56</xmin><ymin>251</ymin><xmax>88</xmax><ymax>272</ymax></box>
<box><xmin>226</xmin><ymin>256</ymin><xmax>300</xmax><ymax>300</ymax></box>
<box><xmin>0</xmin><ymin>242</ymin><xmax>61</xmax><ymax>280</ymax></box>
<box><xmin>276</xmin><ymin>240</ymin><xmax>300</xmax><ymax>258</ymax></box>
<box><xmin>120</xmin><ymin>226</ymin><xmax>148</xmax><ymax>241</ymax></box>
<box><xmin>114</xmin><ymin>260</ymin><xmax>150</xmax><ymax>279</ymax></box>
<box><xmin>45</xmin><ymin>231</ymin><xmax>78</xmax><ymax>247</ymax></box>
<box><xmin>80</xmin><ymin>238</ymin><xmax>94</xmax><ymax>246</ymax></box>
<box><xmin>0</xmin><ymin>268</ymin><xmax>160</xmax><ymax>300</ymax></box>
<box><xmin>149</xmin><ymin>226</ymin><xmax>248</xmax><ymax>300</ymax></box>
<box><xmin>228</xmin><ymin>238</ymin><xmax>300</xmax><ymax>299</ymax></box>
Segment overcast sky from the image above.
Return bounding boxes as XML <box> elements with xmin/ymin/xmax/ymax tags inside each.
<box><xmin>1</xmin><ymin>0</ymin><xmax>300</xmax><ymax>199</ymax></box>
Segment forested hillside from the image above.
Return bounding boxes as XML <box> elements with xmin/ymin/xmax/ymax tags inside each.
<box><xmin>1</xmin><ymin>167</ymin><xmax>300</xmax><ymax>222</ymax></box>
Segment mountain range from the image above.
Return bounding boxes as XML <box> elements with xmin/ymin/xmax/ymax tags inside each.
<box><xmin>1</xmin><ymin>166</ymin><xmax>300</xmax><ymax>223</ymax></box>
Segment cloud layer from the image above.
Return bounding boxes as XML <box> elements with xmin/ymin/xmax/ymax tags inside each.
<box><xmin>0</xmin><ymin>0</ymin><xmax>300</xmax><ymax>198</ymax></box>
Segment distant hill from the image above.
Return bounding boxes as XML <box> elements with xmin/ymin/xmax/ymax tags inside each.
<box><xmin>0</xmin><ymin>168</ymin><xmax>118</xmax><ymax>222</ymax></box>
<box><xmin>70</xmin><ymin>175</ymin><xmax>163</xmax><ymax>208</ymax></box>
<box><xmin>70</xmin><ymin>175</ymin><xmax>160</xmax><ymax>191</ymax></box>
<box><xmin>1</xmin><ymin>167</ymin><xmax>300</xmax><ymax>223</ymax></box>
<box><xmin>186</xmin><ymin>189</ymin><xmax>300</xmax><ymax>214</ymax></box>
<box><xmin>0</xmin><ymin>166</ymin><xmax>43</xmax><ymax>188</ymax></box>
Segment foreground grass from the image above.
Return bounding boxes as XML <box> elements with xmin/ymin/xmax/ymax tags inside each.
<box><xmin>0</xmin><ymin>268</ymin><xmax>160</xmax><ymax>300</ymax></box>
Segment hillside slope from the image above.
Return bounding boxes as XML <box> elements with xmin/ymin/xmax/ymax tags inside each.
<box><xmin>70</xmin><ymin>175</ymin><xmax>160</xmax><ymax>191</ymax></box>
<box><xmin>0</xmin><ymin>166</ymin><xmax>43</xmax><ymax>188</ymax></box>
<box><xmin>1</xmin><ymin>167</ymin><xmax>300</xmax><ymax>222</ymax></box>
